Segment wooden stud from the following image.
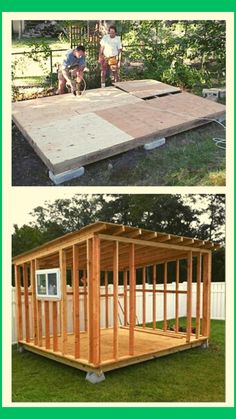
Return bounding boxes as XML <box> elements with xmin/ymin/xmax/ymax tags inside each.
<box><xmin>186</xmin><ymin>251</ymin><xmax>193</xmax><ymax>343</ymax></box>
<box><xmin>44</xmin><ymin>301</ymin><xmax>50</xmax><ymax>349</ymax></box>
<box><xmin>202</xmin><ymin>253</ymin><xmax>211</xmax><ymax>337</ymax></box>
<box><xmin>83</xmin><ymin>270</ymin><xmax>88</xmax><ymax>332</ymax></box>
<box><xmin>123</xmin><ymin>270</ymin><xmax>128</xmax><ymax>326</ymax></box>
<box><xmin>153</xmin><ymin>265</ymin><xmax>156</xmax><ymax>329</ymax></box>
<box><xmin>34</xmin><ymin>259</ymin><xmax>43</xmax><ymax>347</ymax></box>
<box><xmin>15</xmin><ymin>265</ymin><xmax>23</xmax><ymax>342</ymax></box>
<box><xmin>30</xmin><ymin>260</ymin><xmax>38</xmax><ymax>345</ymax></box>
<box><xmin>129</xmin><ymin>243</ymin><xmax>135</xmax><ymax>356</ymax></box>
<box><xmin>104</xmin><ymin>271</ymin><xmax>109</xmax><ymax>328</ymax></box>
<box><xmin>142</xmin><ymin>267</ymin><xmax>146</xmax><ymax>328</ymax></box>
<box><xmin>59</xmin><ymin>249</ymin><xmax>67</xmax><ymax>355</ymax></box>
<box><xmin>23</xmin><ymin>263</ymin><xmax>30</xmax><ymax>343</ymax></box>
<box><xmin>196</xmin><ymin>253</ymin><xmax>202</xmax><ymax>338</ymax></box>
<box><xmin>87</xmin><ymin>238</ymin><xmax>93</xmax><ymax>363</ymax></box>
<box><xmin>38</xmin><ymin>300</ymin><xmax>43</xmax><ymax>347</ymax></box>
<box><xmin>163</xmin><ymin>262</ymin><xmax>167</xmax><ymax>332</ymax></box>
<box><xmin>175</xmin><ymin>260</ymin><xmax>179</xmax><ymax>333</ymax></box>
<box><xmin>93</xmin><ymin>235</ymin><xmax>101</xmax><ymax>365</ymax></box>
<box><xmin>207</xmin><ymin>252</ymin><xmax>212</xmax><ymax>337</ymax></box>
<box><xmin>52</xmin><ymin>301</ymin><xmax>58</xmax><ymax>352</ymax></box>
<box><xmin>73</xmin><ymin>244</ymin><xmax>80</xmax><ymax>358</ymax></box>
<box><xmin>87</xmin><ymin>236</ymin><xmax>101</xmax><ymax>366</ymax></box>
<box><xmin>113</xmin><ymin>241</ymin><xmax>119</xmax><ymax>360</ymax></box>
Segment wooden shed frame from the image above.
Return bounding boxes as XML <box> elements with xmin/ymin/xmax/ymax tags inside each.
<box><xmin>12</xmin><ymin>222</ymin><xmax>219</xmax><ymax>377</ymax></box>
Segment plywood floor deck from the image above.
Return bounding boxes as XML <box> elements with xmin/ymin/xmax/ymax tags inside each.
<box><xmin>12</xmin><ymin>81</ymin><xmax>226</xmax><ymax>175</ymax></box>
<box><xmin>20</xmin><ymin>327</ymin><xmax>206</xmax><ymax>373</ymax></box>
<box><xmin>114</xmin><ymin>79</ymin><xmax>181</xmax><ymax>98</ymax></box>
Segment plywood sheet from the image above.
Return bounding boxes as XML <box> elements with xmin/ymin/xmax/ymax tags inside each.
<box><xmin>18</xmin><ymin>112</ymin><xmax>134</xmax><ymax>173</ymax></box>
<box><xmin>96</xmin><ymin>92</ymin><xmax>225</xmax><ymax>139</ymax></box>
<box><xmin>12</xmin><ymin>86</ymin><xmax>142</xmax><ymax>127</ymax></box>
<box><xmin>147</xmin><ymin>91</ymin><xmax>225</xmax><ymax>120</ymax></box>
<box><xmin>114</xmin><ymin>79</ymin><xmax>181</xmax><ymax>98</ymax></box>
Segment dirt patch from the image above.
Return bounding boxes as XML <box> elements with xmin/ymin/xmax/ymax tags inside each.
<box><xmin>12</xmin><ymin>122</ymin><xmax>155</xmax><ymax>186</ymax></box>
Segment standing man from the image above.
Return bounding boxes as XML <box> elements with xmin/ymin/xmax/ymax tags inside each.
<box><xmin>57</xmin><ymin>45</ymin><xmax>86</xmax><ymax>95</ymax></box>
<box><xmin>98</xmin><ymin>25</ymin><xmax>122</xmax><ymax>88</ymax></box>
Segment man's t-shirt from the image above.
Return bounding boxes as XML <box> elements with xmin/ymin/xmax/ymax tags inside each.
<box><xmin>100</xmin><ymin>35</ymin><xmax>122</xmax><ymax>57</ymax></box>
<box><xmin>62</xmin><ymin>49</ymin><xmax>86</xmax><ymax>69</ymax></box>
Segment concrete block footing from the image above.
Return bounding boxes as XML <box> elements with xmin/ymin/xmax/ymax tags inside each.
<box><xmin>49</xmin><ymin>167</ymin><xmax>85</xmax><ymax>185</ymax></box>
<box><xmin>17</xmin><ymin>344</ymin><xmax>25</xmax><ymax>353</ymax></box>
<box><xmin>202</xmin><ymin>88</ymin><xmax>226</xmax><ymax>99</ymax></box>
<box><xmin>85</xmin><ymin>372</ymin><xmax>106</xmax><ymax>384</ymax></box>
<box><xmin>201</xmin><ymin>340</ymin><xmax>209</xmax><ymax>349</ymax></box>
<box><xmin>216</xmin><ymin>115</ymin><xmax>226</xmax><ymax>124</ymax></box>
<box><xmin>144</xmin><ymin>137</ymin><xmax>166</xmax><ymax>151</ymax></box>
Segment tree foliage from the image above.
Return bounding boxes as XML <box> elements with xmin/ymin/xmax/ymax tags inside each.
<box><xmin>12</xmin><ymin>194</ymin><xmax>225</xmax><ymax>281</ymax></box>
<box><xmin>120</xmin><ymin>20</ymin><xmax>225</xmax><ymax>88</ymax></box>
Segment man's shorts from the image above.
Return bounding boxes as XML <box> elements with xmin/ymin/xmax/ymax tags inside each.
<box><xmin>101</xmin><ymin>56</ymin><xmax>118</xmax><ymax>71</ymax></box>
<box><xmin>58</xmin><ymin>65</ymin><xmax>85</xmax><ymax>80</ymax></box>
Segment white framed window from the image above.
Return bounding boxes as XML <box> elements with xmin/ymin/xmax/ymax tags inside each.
<box><xmin>36</xmin><ymin>268</ymin><xmax>61</xmax><ymax>300</ymax></box>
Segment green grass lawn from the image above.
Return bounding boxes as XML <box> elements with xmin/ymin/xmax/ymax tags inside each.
<box><xmin>62</xmin><ymin>122</ymin><xmax>225</xmax><ymax>187</ymax></box>
<box><xmin>12</xmin><ymin>37</ymin><xmax>70</xmax><ymax>51</ymax></box>
<box><xmin>12</xmin><ymin>319</ymin><xmax>225</xmax><ymax>403</ymax></box>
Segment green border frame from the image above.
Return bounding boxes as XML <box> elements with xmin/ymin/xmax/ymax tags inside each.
<box><xmin>1</xmin><ymin>0</ymin><xmax>235</xmax><ymax>417</ymax></box>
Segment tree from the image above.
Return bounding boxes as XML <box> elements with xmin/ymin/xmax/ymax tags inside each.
<box><xmin>12</xmin><ymin>224</ymin><xmax>44</xmax><ymax>257</ymax></box>
<box><xmin>195</xmin><ymin>194</ymin><xmax>225</xmax><ymax>243</ymax></box>
<box><xmin>12</xmin><ymin>194</ymin><xmax>225</xmax><ymax>282</ymax></box>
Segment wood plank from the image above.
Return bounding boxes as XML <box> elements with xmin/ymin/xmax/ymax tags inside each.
<box><xmin>59</xmin><ymin>249</ymin><xmax>67</xmax><ymax>355</ymax></box>
<box><xmin>163</xmin><ymin>262</ymin><xmax>167</xmax><ymax>332</ymax></box>
<box><xmin>98</xmin><ymin>233</ymin><xmax>210</xmax><ymax>254</ymax></box>
<box><xmin>44</xmin><ymin>301</ymin><xmax>50</xmax><ymax>349</ymax></box>
<box><xmin>175</xmin><ymin>260</ymin><xmax>179</xmax><ymax>333</ymax></box>
<box><xmin>153</xmin><ymin>264</ymin><xmax>156</xmax><ymax>329</ymax></box>
<box><xmin>186</xmin><ymin>251</ymin><xmax>193</xmax><ymax>343</ymax></box>
<box><xmin>113</xmin><ymin>241</ymin><xmax>119</xmax><ymax>360</ymax></box>
<box><xmin>13</xmin><ymin>224</ymin><xmax>108</xmax><ymax>265</ymax></box>
<box><xmin>114</xmin><ymin>79</ymin><xmax>181</xmax><ymax>98</ymax></box>
<box><xmin>30</xmin><ymin>260</ymin><xmax>38</xmax><ymax>345</ymax></box>
<box><xmin>207</xmin><ymin>253</ymin><xmax>212</xmax><ymax>337</ymax></box>
<box><xmin>129</xmin><ymin>243</ymin><xmax>135</xmax><ymax>355</ymax></box>
<box><xmin>83</xmin><ymin>269</ymin><xmax>88</xmax><ymax>332</ymax></box>
<box><xmin>35</xmin><ymin>259</ymin><xmax>43</xmax><ymax>348</ymax></box>
<box><xmin>87</xmin><ymin>238</ymin><xmax>93</xmax><ymax>363</ymax></box>
<box><xmin>196</xmin><ymin>253</ymin><xmax>202</xmax><ymax>338</ymax></box>
<box><xmin>52</xmin><ymin>301</ymin><xmax>58</xmax><ymax>352</ymax></box>
<box><xmin>73</xmin><ymin>244</ymin><xmax>80</xmax><ymax>358</ymax></box>
<box><xmin>202</xmin><ymin>253</ymin><xmax>211</xmax><ymax>337</ymax></box>
<box><xmin>15</xmin><ymin>265</ymin><xmax>23</xmax><ymax>341</ymax></box>
<box><xmin>92</xmin><ymin>235</ymin><xmax>101</xmax><ymax>365</ymax></box>
<box><xmin>37</xmin><ymin>300</ymin><xmax>43</xmax><ymax>347</ymax></box>
<box><xmin>123</xmin><ymin>270</ymin><xmax>128</xmax><ymax>326</ymax></box>
<box><xmin>104</xmin><ymin>271</ymin><xmax>109</xmax><ymax>328</ymax></box>
<box><xmin>142</xmin><ymin>267</ymin><xmax>146</xmax><ymax>328</ymax></box>
<box><xmin>23</xmin><ymin>263</ymin><xmax>30</xmax><ymax>343</ymax></box>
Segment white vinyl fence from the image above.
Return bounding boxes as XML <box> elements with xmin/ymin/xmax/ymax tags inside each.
<box><xmin>11</xmin><ymin>282</ymin><xmax>225</xmax><ymax>344</ymax></box>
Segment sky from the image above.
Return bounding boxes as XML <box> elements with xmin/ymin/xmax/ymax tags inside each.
<box><xmin>11</xmin><ymin>190</ymin><xmax>220</xmax><ymax>228</ymax></box>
